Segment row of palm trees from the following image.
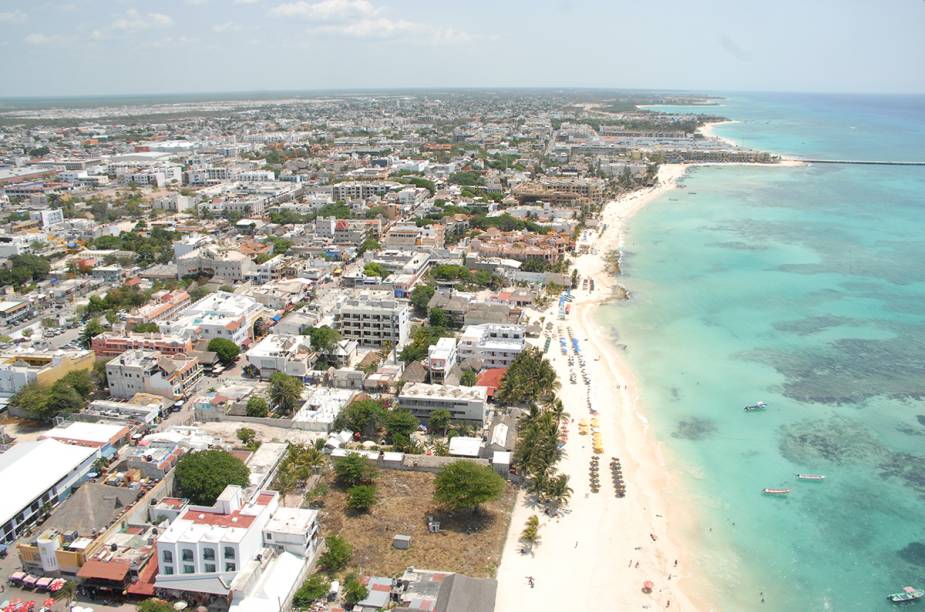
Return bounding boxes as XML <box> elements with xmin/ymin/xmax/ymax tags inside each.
<box><xmin>505</xmin><ymin>349</ymin><xmax>574</xmax><ymax>510</ymax></box>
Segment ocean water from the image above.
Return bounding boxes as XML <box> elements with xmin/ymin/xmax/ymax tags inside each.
<box><xmin>601</xmin><ymin>93</ymin><xmax>925</xmax><ymax>611</ymax></box>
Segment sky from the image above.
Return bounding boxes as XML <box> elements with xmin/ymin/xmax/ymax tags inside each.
<box><xmin>2</xmin><ymin>0</ymin><xmax>925</xmax><ymax>97</ymax></box>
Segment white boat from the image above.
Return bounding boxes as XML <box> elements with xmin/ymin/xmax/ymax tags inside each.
<box><xmin>796</xmin><ymin>474</ymin><xmax>826</xmax><ymax>481</ymax></box>
<box><xmin>744</xmin><ymin>401</ymin><xmax>768</xmax><ymax>412</ymax></box>
<box><xmin>762</xmin><ymin>488</ymin><xmax>791</xmax><ymax>495</ymax></box>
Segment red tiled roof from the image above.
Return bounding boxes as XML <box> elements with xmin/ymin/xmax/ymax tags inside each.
<box><xmin>160</xmin><ymin>497</ymin><xmax>185</xmax><ymax>508</ymax></box>
<box><xmin>181</xmin><ymin>509</ymin><xmax>256</xmax><ymax>528</ymax></box>
<box><xmin>476</xmin><ymin>368</ymin><xmax>507</xmax><ymax>397</ymax></box>
<box><xmin>78</xmin><ymin>559</ymin><xmax>131</xmax><ymax>582</ymax></box>
<box><xmin>126</xmin><ymin>558</ymin><xmax>158</xmax><ymax>596</ymax></box>
<box><xmin>255</xmin><ymin>492</ymin><xmax>276</xmax><ymax>506</ymax></box>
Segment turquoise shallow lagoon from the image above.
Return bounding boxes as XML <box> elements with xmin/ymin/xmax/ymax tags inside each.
<box><xmin>601</xmin><ymin>94</ymin><xmax>925</xmax><ymax>610</ymax></box>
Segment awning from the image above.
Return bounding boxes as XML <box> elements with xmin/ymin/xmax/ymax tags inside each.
<box><xmin>126</xmin><ymin>559</ymin><xmax>158</xmax><ymax>596</ymax></box>
<box><xmin>78</xmin><ymin>559</ymin><xmax>131</xmax><ymax>582</ymax></box>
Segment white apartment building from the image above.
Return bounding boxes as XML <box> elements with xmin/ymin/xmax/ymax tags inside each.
<box><xmin>333</xmin><ymin>294</ymin><xmax>410</xmax><ymax>349</ymax></box>
<box><xmin>245</xmin><ymin>334</ymin><xmax>315</xmax><ymax>379</ymax></box>
<box><xmin>425</xmin><ymin>337</ymin><xmax>457</xmax><ymax>383</ymax></box>
<box><xmin>154</xmin><ymin>193</ymin><xmax>194</xmax><ymax>213</ymax></box>
<box><xmin>105</xmin><ymin>350</ymin><xmax>203</xmax><ymax>400</ymax></box>
<box><xmin>331</xmin><ymin>181</ymin><xmax>398</xmax><ymax>201</ymax></box>
<box><xmin>163</xmin><ymin>292</ymin><xmax>264</xmax><ymax>346</ymax></box>
<box><xmin>397</xmin><ymin>382</ymin><xmax>488</xmax><ymax>425</ymax></box>
<box><xmin>237</xmin><ymin>170</ymin><xmax>276</xmax><ymax>182</ymax></box>
<box><xmin>457</xmin><ymin>324</ymin><xmax>526</xmax><ymax>369</ymax></box>
<box><xmin>29</xmin><ymin>208</ymin><xmax>64</xmax><ymax>228</ymax></box>
<box><xmin>177</xmin><ymin>247</ymin><xmax>256</xmax><ymax>281</ymax></box>
<box><xmin>155</xmin><ymin>486</ymin><xmax>320</xmax><ymax>597</ymax></box>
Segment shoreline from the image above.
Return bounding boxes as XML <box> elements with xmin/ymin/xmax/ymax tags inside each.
<box><xmin>495</xmin><ymin>165</ymin><xmax>709</xmax><ymax>611</ymax></box>
<box><xmin>698</xmin><ymin>119</ymin><xmax>740</xmax><ymax>148</ymax></box>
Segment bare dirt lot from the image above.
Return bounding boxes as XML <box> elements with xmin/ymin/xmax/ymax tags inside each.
<box><xmin>319</xmin><ymin>469</ymin><xmax>516</xmax><ymax>578</ymax></box>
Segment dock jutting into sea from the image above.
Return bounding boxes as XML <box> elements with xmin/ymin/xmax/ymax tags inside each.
<box><xmin>799</xmin><ymin>159</ymin><xmax>925</xmax><ymax>166</ymax></box>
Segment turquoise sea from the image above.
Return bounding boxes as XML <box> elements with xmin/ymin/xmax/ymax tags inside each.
<box><xmin>601</xmin><ymin>93</ymin><xmax>925</xmax><ymax>611</ymax></box>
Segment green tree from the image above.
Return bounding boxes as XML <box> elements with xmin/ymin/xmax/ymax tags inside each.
<box><xmin>79</xmin><ymin>318</ymin><xmax>105</xmax><ymax>348</ymax></box>
<box><xmin>132</xmin><ymin>322</ymin><xmax>160</xmax><ymax>333</ymax></box>
<box><xmin>332</xmin><ymin>399</ymin><xmax>387</xmax><ymax>439</ymax></box>
<box><xmin>334</xmin><ymin>453</ymin><xmax>377</xmax><ymax>488</ymax></box>
<box><xmin>428</xmin><ymin>307</ymin><xmax>448</xmax><ymax>328</ymax></box>
<box><xmin>174</xmin><ymin>450</ymin><xmax>250</xmax><ymax>505</ymax></box>
<box><xmin>428</xmin><ymin>408</ymin><xmax>451</xmax><ymax>436</ymax></box>
<box><xmin>318</xmin><ymin>535</ymin><xmax>352</xmax><ymax>572</ymax></box>
<box><xmin>269</xmin><ymin>372</ymin><xmax>303</xmax><ymax>415</ymax></box>
<box><xmin>496</xmin><ymin>347</ymin><xmax>558</xmax><ymax>406</ymax></box>
<box><xmin>346</xmin><ymin>484</ymin><xmax>376</xmax><ymax>513</ymax></box>
<box><xmin>385</xmin><ymin>409</ymin><xmax>419</xmax><ymax>443</ymax></box>
<box><xmin>137</xmin><ymin>600</ymin><xmax>173</xmax><ymax>612</ymax></box>
<box><xmin>292</xmin><ymin>575</ymin><xmax>329</xmax><ymax>607</ymax></box>
<box><xmin>343</xmin><ymin>573</ymin><xmax>369</xmax><ymax>607</ymax></box>
<box><xmin>59</xmin><ymin>370</ymin><xmax>94</xmax><ymax>397</ymax></box>
<box><xmin>363</xmin><ymin>262</ymin><xmax>390</xmax><ymax>279</ymax></box>
<box><xmin>434</xmin><ymin>461</ymin><xmax>505</xmax><ymax>513</ymax></box>
<box><xmin>236</xmin><ymin>427</ymin><xmax>257</xmax><ymax>446</ymax></box>
<box><xmin>245</xmin><ymin>396</ymin><xmax>269</xmax><ymax>417</ymax></box>
<box><xmin>460</xmin><ymin>370</ymin><xmax>477</xmax><ymax>386</ymax></box>
<box><xmin>410</xmin><ymin>284</ymin><xmax>435</xmax><ymax>316</ymax></box>
<box><xmin>208</xmin><ymin>337</ymin><xmax>241</xmax><ymax>366</ymax></box>
<box><xmin>305</xmin><ymin>325</ymin><xmax>340</xmax><ymax>353</ymax></box>
<box><xmin>9</xmin><ymin>383</ymin><xmax>51</xmax><ymax>421</ymax></box>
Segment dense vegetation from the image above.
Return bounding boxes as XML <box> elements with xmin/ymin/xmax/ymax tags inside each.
<box><xmin>9</xmin><ymin>370</ymin><xmax>95</xmax><ymax>423</ymax></box>
<box><xmin>174</xmin><ymin>450</ymin><xmax>250</xmax><ymax>505</ymax></box>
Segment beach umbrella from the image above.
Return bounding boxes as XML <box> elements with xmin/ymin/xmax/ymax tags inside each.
<box><xmin>42</xmin><ymin>599</ymin><xmax>55</xmax><ymax>609</ymax></box>
<box><xmin>642</xmin><ymin>581</ymin><xmax>654</xmax><ymax>593</ymax></box>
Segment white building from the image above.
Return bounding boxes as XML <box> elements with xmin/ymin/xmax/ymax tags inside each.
<box><xmin>245</xmin><ymin>335</ymin><xmax>315</xmax><ymax>379</ymax></box>
<box><xmin>425</xmin><ymin>337</ymin><xmax>457</xmax><ymax>383</ymax></box>
<box><xmin>155</xmin><ymin>485</ymin><xmax>320</xmax><ymax>598</ymax></box>
<box><xmin>106</xmin><ymin>350</ymin><xmax>202</xmax><ymax>401</ymax></box>
<box><xmin>0</xmin><ymin>439</ymin><xmax>98</xmax><ymax>543</ymax></box>
<box><xmin>333</xmin><ymin>293</ymin><xmax>410</xmax><ymax>349</ymax></box>
<box><xmin>29</xmin><ymin>208</ymin><xmax>64</xmax><ymax>228</ymax></box>
<box><xmin>331</xmin><ymin>181</ymin><xmax>398</xmax><ymax>201</ymax></box>
<box><xmin>163</xmin><ymin>292</ymin><xmax>264</xmax><ymax>346</ymax></box>
<box><xmin>397</xmin><ymin>382</ymin><xmax>488</xmax><ymax>424</ymax></box>
<box><xmin>457</xmin><ymin>324</ymin><xmax>526</xmax><ymax>369</ymax></box>
<box><xmin>177</xmin><ymin>247</ymin><xmax>256</xmax><ymax>282</ymax></box>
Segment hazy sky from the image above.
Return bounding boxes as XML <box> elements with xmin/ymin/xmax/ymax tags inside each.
<box><xmin>2</xmin><ymin>0</ymin><xmax>925</xmax><ymax>97</ymax></box>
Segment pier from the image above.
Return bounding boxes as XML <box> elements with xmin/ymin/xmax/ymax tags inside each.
<box><xmin>798</xmin><ymin>159</ymin><xmax>925</xmax><ymax>166</ymax></box>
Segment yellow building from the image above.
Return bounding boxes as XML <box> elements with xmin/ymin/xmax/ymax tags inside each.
<box><xmin>0</xmin><ymin>349</ymin><xmax>96</xmax><ymax>397</ymax></box>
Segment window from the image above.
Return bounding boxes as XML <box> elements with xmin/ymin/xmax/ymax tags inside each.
<box><xmin>181</xmin><ymin>549</ymin><xmax>194</xmax><ymax>562</ymax></box>
<box><xmin>224</xmin><ymin>546</ymin><xmax>235</xmax><ymax>559</ymax></box>
<box><xmin>163</xmin><ymin>565</ymin><xmax>174</xmax><ymax>575</ymax></box>
<box><xmin>265</xmin><ymin>533</ymin><xmax>272</xmax><ymax>541</ymax></box>
<box><xmin>162</xmin><ymin>550</ymin><xmax>173</xmax><ymax>563</ymax></box>
<box><xmin>225</xmin><ymin>562</ymin><xmax>236</xmax><ymax>572</ymax></box>
<box><xmin>183</xmin><ymin>565</ymin><xmax>194</xmax><ymax>574</ymax></box>
<box><xmin>203</xmin><ymin>548</ymin><xmax>215</xmax><ymax>561</ymax></box>
<box><xmin>204</xmin><ymin>563</ymin><xmax>216</xmax><ymax>573</ymax></box>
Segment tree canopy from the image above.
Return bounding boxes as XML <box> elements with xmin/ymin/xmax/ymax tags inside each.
<box><xmin>208</xmin><ymin>337</ymin><xmax>241</xmax><ymax>366</ymax></box>
<box><xmin>174</xmin><ymin>450</ymin><xmax>250</xmax><ymax>505</ymax></box>
<box><xmin>269</xmin><ymin>372</ymin><xmax>303</xmax><ymax>415</ymax></box>
<box><xmin>10</xmin><ymin>370</ymin><xmax>95</xmax><ymax>423</ymax></box>
<box><xmin>496</xmin><ymin>347</ymin><xmax>558</xmax><ymax>406</ymax></box>
<box><xmin>410</xmin><ymin>284</ymin><xmax>435</xmax><ymax>316</ymax></box>
<box><xmin>292</xmin><ymin>575</ymin><xmax>330</xmax><ymax>608</ymax></box>
<box><xmin>334</xmin><ymin>453</ymin><xmax>377</xmax><ymax>488</ymax></box>
<box><xmin>332</xmin><ymin>399</ymin><xmax>387</xmax><ymax>439</ymax></box>
<box><xmin>318</xmin><ymin>535</ymin><xmax>352</xmax><ymax>572</ymax></box>
<box><xmin>434</xmin><ymin>461</ymin><xmax>505</xmax><ymax>512</ymax></box>
<box><xmin>303</xmin><ymin>325</ymin><xmax>341</xmax><ymax>353</ymax></box>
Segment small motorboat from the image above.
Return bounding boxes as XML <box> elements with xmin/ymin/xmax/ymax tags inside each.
<box><xmin>762</xmin><ymin>488</ymin><xmax>791</xmax><ymax>495</ymax></box>
<box><xmin>796</xmin><ymin>474</ymin><xmax>826</xmax><ymax>481</ymax></box>
<box><xmin>745</xmin><ymin>401</ymin><xmax>768</xmax><ymax>412</ymax></box>
<box><xmin>888</xmin><ymin>586</ymin><xmax>924</xmax><ymax>603</ymax></box>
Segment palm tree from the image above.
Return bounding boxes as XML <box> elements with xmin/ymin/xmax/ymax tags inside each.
<box><xmin>543</xmin><ymin>472</ymin><xmax>573</xmax><ymax>508</ymax></box>
<box><xmin>273</xmin><ymin>468</ymin><xmax>298</xmax><ymax>506</ymax></box>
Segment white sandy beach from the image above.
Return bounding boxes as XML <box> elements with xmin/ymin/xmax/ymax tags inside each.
<box><xmin>495</xmin><ymin>165</ymin><xmax>709</xmax><ymax>612</ymax></box>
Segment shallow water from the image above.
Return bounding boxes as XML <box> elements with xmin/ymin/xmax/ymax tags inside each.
<box><xmin>601</xmin><ymin>93</ymin><xmax>925</xmax><ymax>611</ymax></box>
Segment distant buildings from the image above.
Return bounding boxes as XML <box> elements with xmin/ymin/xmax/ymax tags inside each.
<box><xmin>125</xmin><ymin>290</ymin><xmax>191</xmax><ymax>328</ymax></box>
<box><xmin>91</xmin><ymin>331</ymin><xmax>194</xmax><ymax>358</ymax></box>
